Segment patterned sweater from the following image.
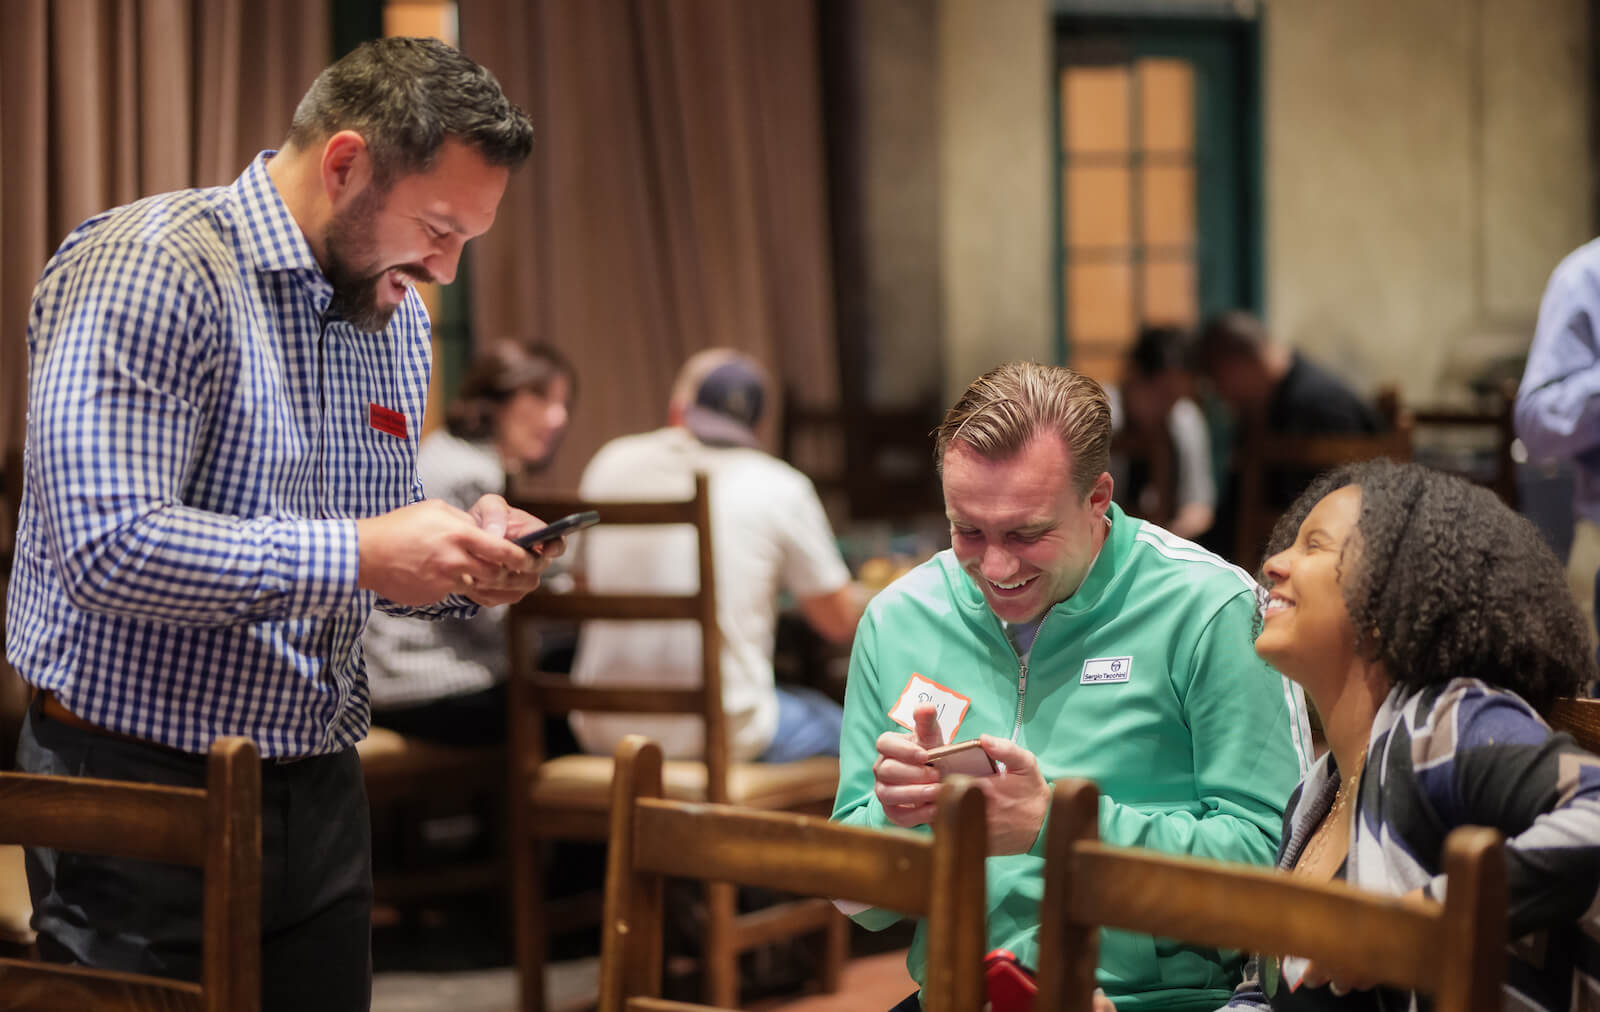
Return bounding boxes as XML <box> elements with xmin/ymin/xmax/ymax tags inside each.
<box><xmin>1225</xmin><ymin>678</ymin><xmax>1600</xmax><ymax>1012</ymax></box>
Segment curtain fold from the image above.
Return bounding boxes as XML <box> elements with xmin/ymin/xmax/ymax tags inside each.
<box><xmin>0</xmin><ymin>0</ymin><xmax>330</xmax><ymax>463</ymax></box>
<box><xmin>461</xmin><ymin>0</ymin><xmax>841</xmax><ymax>491</ymax></box>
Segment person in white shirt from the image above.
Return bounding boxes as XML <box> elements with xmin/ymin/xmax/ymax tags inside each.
<box><xmin>569</xmin><ymin>349</ymin><xmax>863</xmax><ymax>761</ymax></box>
<box><xmin>364</xmin><ymin>340</ymin><xmax>575</xmax><ymax>744</ymax></box>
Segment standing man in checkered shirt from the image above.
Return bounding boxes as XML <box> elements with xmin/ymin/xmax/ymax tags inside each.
<box><xmin>6</xmin><ymin>38</ymin><xmax>549</xmax><ymax>1011</ymax></box>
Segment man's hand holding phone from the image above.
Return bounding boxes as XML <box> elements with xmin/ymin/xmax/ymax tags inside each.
<box><xmin>872</xmin><ymin>703</ymin><xmax>948</xmax><ymax>829</ymax></box>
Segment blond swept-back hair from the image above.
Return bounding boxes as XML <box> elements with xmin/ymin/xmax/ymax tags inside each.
<box><xmin>933</xmin><ymin>361</ymin><xmax>1112</xmax><ymax>496</ymax></box>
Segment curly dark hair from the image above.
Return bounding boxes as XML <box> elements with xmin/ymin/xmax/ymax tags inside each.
<box><xmin>1258</xmin><ymin>458</ymin><xmax>1594</xmax><ymax>714</ymax></box>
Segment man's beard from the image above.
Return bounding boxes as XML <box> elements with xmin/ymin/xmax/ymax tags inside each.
<box><xmin>322</xmin><ymin>184</ymin><xmax>427</xmax><ymax>333</ymax></box>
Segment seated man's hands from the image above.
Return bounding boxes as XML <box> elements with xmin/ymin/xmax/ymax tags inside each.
<box><xmin>973</xmin><ymin>735</ymin><xmax>1050</xmax><ymax>855</ymax></box>
<box><xmin>872</xmin><ymin>703</ymin><xmax>945</xmax><ymax>829</ymax></box>
<box><xmin>356</xmin><ymin>495</ymin><xmax>560</xmax><ymax>607</ymax></box>
<box><xmin>873</xmin><ymin>705</ymin><xmax>1051</xmax><ymax>854</ymax></box>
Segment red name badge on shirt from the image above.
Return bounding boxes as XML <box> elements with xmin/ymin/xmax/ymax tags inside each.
<box><xmin>369</xmin><ymin>403</ymin><xmax>408</xmax><ymax>439</ymax></box>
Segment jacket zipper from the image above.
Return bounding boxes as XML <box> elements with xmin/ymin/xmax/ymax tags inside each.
<box><xmin>1006</xmin><ymin>612</ymin><xmax>1050</xmax><ymax>743</ymax></box>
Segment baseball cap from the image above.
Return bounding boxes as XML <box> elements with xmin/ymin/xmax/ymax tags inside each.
<box><xmin>684</xmin><ymin>358</ymin><xmax>766</xmax><ymax>449</ymax></box>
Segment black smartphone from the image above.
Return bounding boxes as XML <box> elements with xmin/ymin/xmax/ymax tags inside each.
<box><xmin>512</xmin><ymin>510</ymin><xmax>600</xmax><ymax>552</ymax></box>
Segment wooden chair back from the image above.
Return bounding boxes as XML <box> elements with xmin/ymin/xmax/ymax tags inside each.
<box><xmin>598</xmin><ymin>736</ymin><xmax>987</xmax><ymax>1012</ymax></box>
<box><xmin>1548</xmin><ymin>696</ymin><xmax>1600</xmax><ymax>754</ymax></box>
<box><xmin>1409</xmin><ymin>377</ymin><xmax>1519</xmax><ymax>510</ymax></box>
<box><xmin>1109</xmin><ymin>427</ymin><xmax>1177</xmax><ymax>528</ymax></box>
<box><xmin>1233</xmin><ymin>411</ymin><xmax>1415</xmax><ymax>571</ymax></box>
<box><xmin>508</xmin><ymin>473</ymin><xmax>730</xmax><ymax>819</ymax></box>
<box><xmin>1034</xmin><ymin>778</ymin><xmax>1505</xmax><ymax>1012</ymax></box>
<box><xmin>0</xmin><ymin>736</ymin><xmax>262</xmax><ymax>1012</ymax></box>
<box><xmin>506</xmin><ymin>474</ymin><xmax>847</xmax><ymax>1010</ymax></box>
<box><xmin>778</xmin><ymin>391</ymin><xmax>943</xmax><ymax>523</ymax></box>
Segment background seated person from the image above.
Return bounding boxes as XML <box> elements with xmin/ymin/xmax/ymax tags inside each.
<box><xmin>364</xmin><ymin>340</ymin><xmax>575</xmax><ymax>745</ymax></box>
<box><xmin>1191</xmin><ymin>309</ymin><xmax>1384</xmax><ymax>556</ymax></box>
<box><xmin>1108</xmin><ymin>324</ymin><xmax>1215</xmax><ymax>540</ymax></box>
<box><xmin>834</xmin><ymin>361</ymin><xmax>1311</xmax><ymax>1012</ymax></box>
<box><xmin>568</xmin><ymin>349</ymin><xmax>864</xmax><ymax>762</ymax></box>
<box><xmin>1228</xmin><ymin>459</ymin><xmax>1600</xmax><ymax>1011</ymax></box>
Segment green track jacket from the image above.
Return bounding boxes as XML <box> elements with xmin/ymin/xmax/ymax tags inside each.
<box><xmin>832</xmin><ymin>505</ymin><xmax>1312</xmax><ymax>1012</ymax></box>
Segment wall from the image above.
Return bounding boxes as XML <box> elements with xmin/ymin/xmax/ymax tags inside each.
<box><xmin>938</xmin><ymin>0</ymin><xmax>1054</xmax><ymax>404</ymax></box>
<box><xmin>1265</xmin><ymin>0</ymin><xmax>1591</xmax><ymax>401</ymax></box>
<box><xmin>848</xmin><ymin>0</ymin><xmax>1591</xmax><ymax>408</ymax></box>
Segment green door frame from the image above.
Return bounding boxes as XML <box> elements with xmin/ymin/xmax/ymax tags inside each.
<box><xmin>1052</xmin><ymin>12</ymin><xmax>1263</xmax><ymax>366</ymax></box>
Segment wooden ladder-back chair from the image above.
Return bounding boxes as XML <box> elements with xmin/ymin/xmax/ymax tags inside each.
<box><xmin>1234</xmin><ymin>411</ymin><xmax>1416</xmax><ymax>572</ymax></box>
<box><xmin>1035</xmin><ymin>778</ymin><xmax>1506</xmax><ymax>1012</ymax></box>
<box><xmin>598</xmin><ymin>736</ymin><xmax>987</xmax><ymax>1012</ymax></box>
<box><xmin>355</xmin><ymin>728</ymin><xmax>508</xmax><ymax>909</ymax></box>
<box><xmin>507</xmin><ymin>474</ymin><xmax>847</xmax><ymax>1011</ymax></box>
<box><xmin>1549</xmin><ymin>696</ymin><xmax>1600</xmax><ymax>754</ymax></box>
<box><xmin>0</xmin><ymin>736</ymin><xmax>262</xmax><ymax>1012</ymax></box>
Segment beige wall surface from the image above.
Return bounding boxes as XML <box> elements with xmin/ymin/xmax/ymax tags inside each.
<box><xmin>850</xmin><ymin>0</ymin><xmax>1590</xmax><ymax>409</ymax></box>
<box><xmin>1265</xmin><ymin>0</ymin><xmax>1591</xmax><ymax>401</ymax></box>
<box><xmin>938</xmin><ymin>0</ymin><xmax>1053</xmax><ymax>404</ymax></box>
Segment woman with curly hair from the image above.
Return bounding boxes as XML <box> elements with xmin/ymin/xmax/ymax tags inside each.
<box><xmin>1225</xmin><ymin>458</ymin><xmax>1600</xmax><ymax>1012</ymax></box>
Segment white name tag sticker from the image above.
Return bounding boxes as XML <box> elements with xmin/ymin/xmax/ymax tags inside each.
<box><xmin>1081</xmin><ymin>656</ymin><xmax>1133</xmax><ymax>685</ymax></box>
<box><xmin>888</xmin><ymin>673</ymin><xmax>972</xmax><ymax>743</ymax></box>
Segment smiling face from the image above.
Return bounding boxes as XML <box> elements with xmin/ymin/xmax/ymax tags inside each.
<box><xmin>1256</xmin><ymin>484</ymin><xmax>1364</xmax><ymax>684</ymax></box>
<box><xmin>497</xmin><ymin>373</ymin><xmax>573</xmax><ymax>470</ymax></box>
<box><xmin>322</xmin><ymin>138</ymin><xmax>509</xmax><ymax>332</ymax></box>
<box><xmin>941</xmin><ymin>433</ymin><xmax>1113</xmax><ymax>624</ymax></box>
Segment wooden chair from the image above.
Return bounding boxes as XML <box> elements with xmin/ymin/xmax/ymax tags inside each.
<box><xmin>1548</xmin><ymin>696</ymin><xmax>1600</xmax><ymax>753</ymax></box>
<box><xmin>506</xmin><ymin>475</ymin><xmax>847</xmax><ymax>1011</ymax></box>
<box><xmin>355</xmin><ymin>729</ymin><xmax>507</xmax><ymax>909</ymax></box>
<box><xmin>1233</xmin><ymin>411</ymin><xmax>1415</xmax><ymax>572</ymax></box>
<box><xmin>598</xmin><ymin>736</ymin><xmax>987</xmax><ymax>1012</ymax></box>
<box><xmin>0</xmin><ymin>736</ymin><xmax>262</xmax><ymax>1012</ymax></box>
<box><xmin>1409</xmin><ymin>378</ymin><xmax>1519</xmax><ymax>510</ymax></box>
<box><xmin>1109</xmin><ymin>427</ymin><xmax>1177</xmax><ymax>529</ymax></box>
<box><xmin>1035</xmin><ymin>778</ymin><xmax>1506</xmax><ymax>1012</ymax></box>
<box><xmin>778</xmin><ymin>390</ymin><xmax>943</xmax><ymax>523</ymax></box>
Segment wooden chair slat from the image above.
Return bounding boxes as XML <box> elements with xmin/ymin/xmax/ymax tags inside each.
<box><xmin>528</xmin><ymin>684</ymin><xmax>705</xmax><ymax>716</ymax></box>
<box><xmin>510</xmin><ymin>594</ymin><xmax>702</xmax><ymax>622</ymax></box>
<box><xmin>1548</xmin><ymin>697</ymin><xmax>1600</xmax><ymax>754</ymax></box>
<box><xmin>1035</xmin><ymin>778</ymin><xmax>1506</xmax><ymax>1012</ymax></box>
<box><xmin>633</xmin><ymin>799</ymin><xmax>933</xmax><ymax>914</ymax></box>
<box><xmin>0</xmin><ymin>959</ymin><xmax>205</xmax><ymax>1012</ymax></box>
<box><xmin>1070</xmin><ymin>843</ymin><xmax>1439</xmax><ymax>991</ymax></box>
<box><xmin>0</xmin><ymin>775</ymin><xmax>207</xmax><ymax>865</ymax></box>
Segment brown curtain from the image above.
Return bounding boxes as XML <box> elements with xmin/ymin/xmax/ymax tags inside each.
<box><xmin>461</xmin><ymin>0</ymin><xmax>841</xmax><ymax>491</ymax></box>
<box><xmin>0</xmin><ymin>0</ymin><xmax>330</xmax><ymax>466</ymax></box>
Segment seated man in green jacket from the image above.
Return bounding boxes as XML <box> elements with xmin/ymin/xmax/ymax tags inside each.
<box><xmin>832</xmin><ymin>361</ymin><xmax>1311</xmax><ymax>1012</ymax></box>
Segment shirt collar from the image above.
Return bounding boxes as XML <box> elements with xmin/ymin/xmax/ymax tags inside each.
<box><xmin>231</xmin><ymin>151</ymin><xmax>332</xmax><ymax>297</ymax></box>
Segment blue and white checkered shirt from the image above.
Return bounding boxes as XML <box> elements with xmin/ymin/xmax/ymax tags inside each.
<box><xmin>5</xmin><ymin>151</ymin><xmax>469</xmax><ymax>758</ymax></box>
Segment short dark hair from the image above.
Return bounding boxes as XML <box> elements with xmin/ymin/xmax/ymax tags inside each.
<box><xmin>933</xmin><ymin>362</ymin><xmax>1111</xmax><ymax>497</ymax></box>
<box><xmin>1194</xmin><ymin>309</ymin><xmax>1269</xmax><ymax>369</ymax></box>
<box><xmin>286</xmin><ymin>37</ymin><xmax>533</xmax><ymax>186</ymax></box>
<box><xmin>1259</xmin><ymin>459</ymin><xmax>1594</xmax><ymax>714</ymax></box>
<box><xmin>1128</xmin><ymin>325</ymin><xmax>1193</xmax><ymax>379</ymax></box>
<box><xmin>447</xmin><ymin>340</ymin><xmax>575</xmax><ymax>442</ymax></box>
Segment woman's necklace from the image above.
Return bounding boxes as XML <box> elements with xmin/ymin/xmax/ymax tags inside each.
<box><xmin>1293</xmin><ymin>754</ymin><xmax>1365</xmax><ymax>878</ymax></box>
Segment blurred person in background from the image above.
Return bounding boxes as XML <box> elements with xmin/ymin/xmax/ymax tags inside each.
<box><xmin>1108</xmin><ymin>324</ymin><xmax>1215</xmax><ymax>541</ymax></box>
<box><xmin>365</xmin><ymin>340</ymin><xmax>576</xmax><ymax>745</ymax></box>
<box><xmin>569</xmin><ymin>348</ymin><xmax>864</xmax><ymax>762</ymax></box>
<box><xmin>1515</xmin><ymin>237</ymin><xmax>1600</xmax><ymax>677</ymax></box>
